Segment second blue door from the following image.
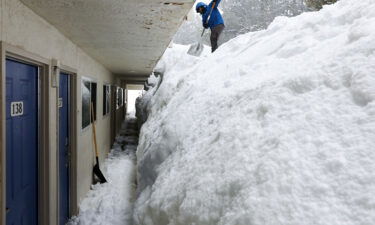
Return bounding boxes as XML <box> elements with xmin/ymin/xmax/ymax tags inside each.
<box><xmin>59</xmin><ymin>73</ymin><xmax>70</xmax><ymax>225</ymax></box>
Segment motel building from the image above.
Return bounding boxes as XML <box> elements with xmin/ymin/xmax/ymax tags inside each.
<box><xmin>0</xmin><ymin>0</ymin><xmax>193</xmax><ymax>224</ymax></box>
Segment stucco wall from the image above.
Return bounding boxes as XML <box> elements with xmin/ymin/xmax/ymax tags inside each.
<box><xmin>0</xmin><ymin>0</ymin><xmax>120</xmax><ymax>224</ymax></box>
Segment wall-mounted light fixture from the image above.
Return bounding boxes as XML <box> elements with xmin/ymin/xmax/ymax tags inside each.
<box><xmin>51</xmin><ymin>58</ymin><xmax>60</xmax><ymax>88</ymax></box>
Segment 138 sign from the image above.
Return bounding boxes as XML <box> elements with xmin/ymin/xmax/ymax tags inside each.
<box><xmin>11</xmin><ymin>101</ymin><xmax>24</xmax><ymax>117</ymax></box>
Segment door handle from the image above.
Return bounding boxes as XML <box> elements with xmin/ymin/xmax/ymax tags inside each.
<box><xmin>6</xmin><ymin>207</ymin><xmax>10</xmax><ymax>213</ymax></box>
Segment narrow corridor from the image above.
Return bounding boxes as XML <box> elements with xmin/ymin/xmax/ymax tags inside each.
<box><xmin>68</xmin><ymin>117</ymin><xmax>139</xmax><ymax>225</ymax></box>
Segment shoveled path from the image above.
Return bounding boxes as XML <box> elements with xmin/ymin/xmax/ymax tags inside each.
<box><xmin>68</xmin><ymin>116</ymin><xmax>139</xmax><ymax>225</ymax></box>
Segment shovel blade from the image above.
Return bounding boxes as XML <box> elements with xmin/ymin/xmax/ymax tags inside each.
<box><xmin>93</xmin><ymin>164</ymin><xmax>107</xmax><ymax>183</ymax></box>
<box><xmin>187</xmin><ymin>42</ymin><xmax>204</xmax><ymax>56</ymax></box>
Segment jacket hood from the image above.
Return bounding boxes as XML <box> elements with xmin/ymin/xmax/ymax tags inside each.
<box><xmin>196</xmin><ymin>2</ymin><xmax>207</xmax><ymax>12</ymax></box>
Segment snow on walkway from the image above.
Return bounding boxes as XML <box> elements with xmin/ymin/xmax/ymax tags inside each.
<box><xmin>68</xmin><ymin>119</ymin><xmax>137</xmax><ymax>225</ymax></box>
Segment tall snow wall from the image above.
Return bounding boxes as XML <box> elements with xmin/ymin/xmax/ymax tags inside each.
<box><xmin>135</xmin><ymin>0</ymin><xmax>375</xmax><ymax>224</ymax></box>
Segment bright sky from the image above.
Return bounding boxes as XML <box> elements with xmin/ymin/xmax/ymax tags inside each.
<box><xmin>127</xmin><ymin>89</ymin><xmax>143</xmax><ymax>115</ymax></box>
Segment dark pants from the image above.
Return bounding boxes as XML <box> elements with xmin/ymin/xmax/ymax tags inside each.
<box><xmin>210</xmin><ymin>24</ymin><xmax>225</xmax><ymax>52</ymax></box>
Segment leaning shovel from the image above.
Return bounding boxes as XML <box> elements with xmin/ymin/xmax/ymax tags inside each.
<box><xmin>187</xmin><ymin>1</ymin><xmax>216</xmax><ymax>56</ymax></box>
<box><xmin>91</xmin><ymin>102</ymin><xmax>107</xmax><ymax>183</ymax></box>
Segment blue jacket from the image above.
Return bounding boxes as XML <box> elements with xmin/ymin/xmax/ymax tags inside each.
<box><xmin>201</xmin><ymin>0</ymin><xmax>224</xmax><ymax>29</ymax></box>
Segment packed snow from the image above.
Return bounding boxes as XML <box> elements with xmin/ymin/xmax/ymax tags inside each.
<box><xmin>135</xmin><ymin>0</ymin><xmax>375</xmax><ymax>225</ymax></box>
<box><xmin>136</xmin><ymin>74</ymin><xmax>161</xmax><ymax>128</ymax></box>
<box><xmin>68</xmin><ymin>123</ymin><xmax>136</xmax><ymax>225</ymax></box>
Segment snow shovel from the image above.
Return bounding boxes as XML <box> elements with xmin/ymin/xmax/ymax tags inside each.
<box><xmin>187</xmin><ymin>1</ymin><xmax>216</xmax><ymax>56</ymax></box>
<box><xmin>91</xmin><ymin>103</ymin><xmax>107</xmax><ymax>183</ymax></box>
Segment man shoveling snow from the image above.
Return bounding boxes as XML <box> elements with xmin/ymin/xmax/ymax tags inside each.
<box><xmin>195</xmin><ymin>0</ymin><xmax>225</xmax><ymax>52</ymax></box>
<box><xmin>196</xmin><ymin>0</ymin><xmax>225</xmax><ymax>53</ymax></box>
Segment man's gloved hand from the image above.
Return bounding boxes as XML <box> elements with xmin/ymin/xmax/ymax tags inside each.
<box><xmin>203</xmin><ymin>23</ymin><xmax>209</xmax><ymax>29</ymax></box>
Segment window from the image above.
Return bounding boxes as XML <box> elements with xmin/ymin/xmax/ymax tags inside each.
<box><xmin>82</xmin><ymin>80</ymin><xmax>91</xmax><ymax>129</ymax></box>
<box><xmin>103</xmin><ymin>84</ymin><xmax>110</xmax><ymax>116</ymax></box>
<box><xmin>116</xmin><ymin>87</ymin><xmax>124</xmax><ymax>109</ymax></box>
<box><xmin>91</xmin><ymin>82</ymin><xmax>97</xmax><ymax>121</ymax></box>
<box><xmin>119</xmin><ymin>88</ymin><xmax>124</xmax><ymax>107</ymax></box>
<box><xmin>81</xmin><ymin>78</ymin><xmax>97</xmax><ymax>129</ymax></box>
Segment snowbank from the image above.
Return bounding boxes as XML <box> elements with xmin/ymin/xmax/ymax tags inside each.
<box><xmin>135</xmin><ymin>0</ymin><xmax>375</xmax><ymax>224</ymax></box>
<box><xmin>136</xmin><ymin>74</ymin><xmax>161</xmax><ymax>127</ymax></box>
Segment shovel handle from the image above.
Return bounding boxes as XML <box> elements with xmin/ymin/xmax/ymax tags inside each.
<box><xmin>200</xmin><ymin>28</ymin><xmax>206</xmax><ymax>37</ymax></box>
<box><xmin>207</xmin><ymin>1</ymin><xmax>216</xmax><ymax>21</ymax></box>
<box><xmin>201</xmin><ymin>1</ymin><xmax>216</xmax><ymax>37</ymax></box>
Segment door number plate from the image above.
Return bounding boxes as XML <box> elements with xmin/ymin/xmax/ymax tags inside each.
<box><xmin>58</xmin><ymin>98</ymin><xmax>63</xmax><ymax>108</ymax></box>
<box><xmin>11</xmin><ymin>101</ymin><xmax>24</xmax><ymax>117</ymax></box>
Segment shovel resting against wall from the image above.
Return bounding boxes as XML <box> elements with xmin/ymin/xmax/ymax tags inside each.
<box><xmin>91</xmin><ymin>102</ymin><xmax>107</xmax><ymax>183</ymax></box>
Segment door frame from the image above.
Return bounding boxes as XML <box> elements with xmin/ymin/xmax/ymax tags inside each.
<box><xmin>57</xmin><ymin>66</ymin><xmax>79</xmax><ymax>222</ymax></box>
<box><xmin>110</xmin><ymin>85</ymin><xmax>117</xmax><ymax>145</ymax></box>
<box><xmin>0</xmin><ymin>42</ymin><xmax>50</xmax><ymax>225</ymax></box>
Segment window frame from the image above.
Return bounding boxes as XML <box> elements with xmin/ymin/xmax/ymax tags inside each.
<box><xmin>103</xmin><ymin>84</ymin><xmax>110</xmax><ymax>116</ymax></box>
<box><xmin>81</xmin><ymin>77</ymin><xmax>97</xmax><ymax>130</ymax></box>
<box><xmin>116</xmin><ymin>87</ymin><xmax>124</xmax><ymax>110</ymax></box>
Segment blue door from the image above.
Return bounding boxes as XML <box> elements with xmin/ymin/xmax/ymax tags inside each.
<box><xmin>6</xmin><ymin>59</ymin><xmax>38</xmax><ymax>225</ymax></box>
<box><xmin>59</xmin><ymin>73</ymin><xmax>70</xmax><ymax>225</ymax></box>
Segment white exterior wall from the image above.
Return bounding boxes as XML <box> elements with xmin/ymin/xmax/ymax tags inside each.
<box><xmin>0</xmin><ymin>0</ymin><xmax>120</xmax><ymax>224</ymax></box>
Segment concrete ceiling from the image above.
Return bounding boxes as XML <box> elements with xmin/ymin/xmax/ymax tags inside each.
<box><xmin>21</xmin><ymin>0</ymin><xmax>194</xmax><ymax>77</ymax></box>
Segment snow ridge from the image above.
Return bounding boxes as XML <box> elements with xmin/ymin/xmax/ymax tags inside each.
<box><xmin>135</xmin><ymin>0</ymin><xmax>375</xmax><ymax>224</ymax></box>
